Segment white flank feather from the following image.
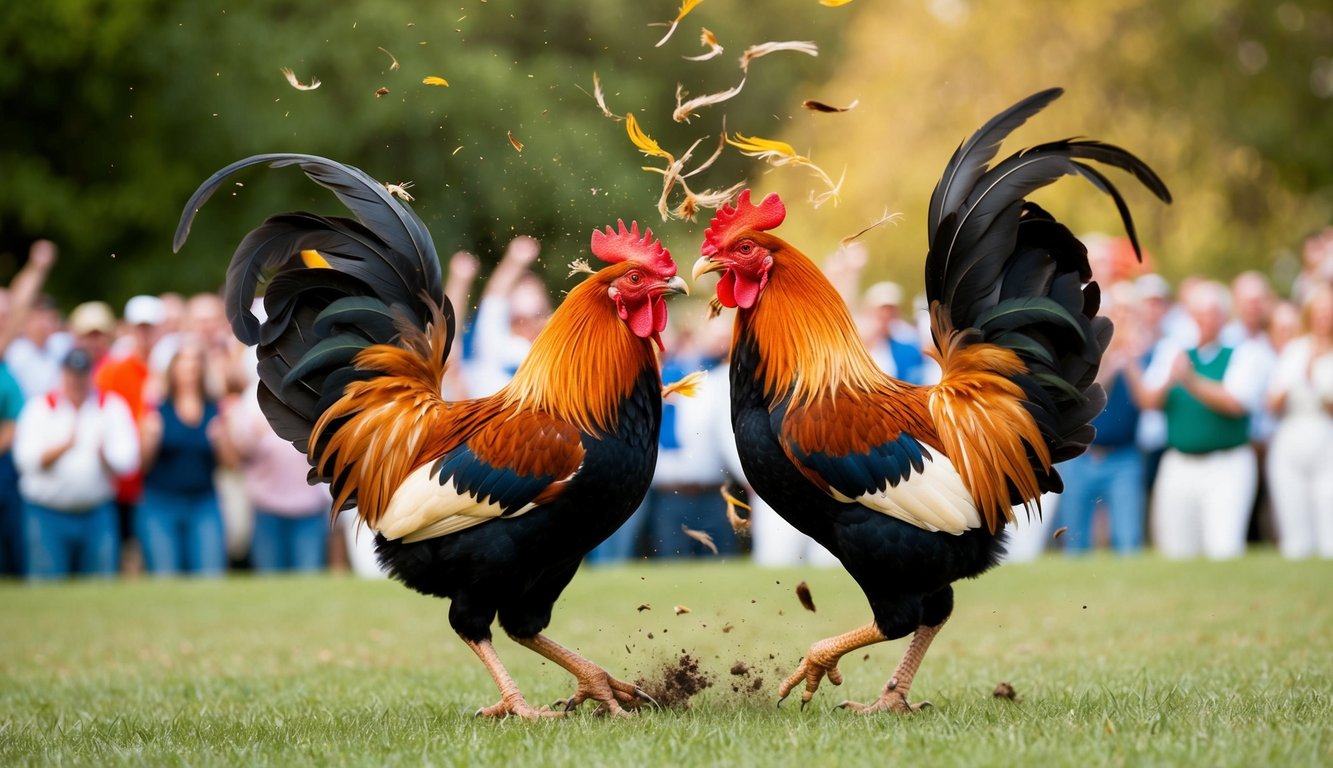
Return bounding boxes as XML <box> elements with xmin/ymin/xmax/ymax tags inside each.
<box><xmin>851</xmin><ymin>453</ymin><xmax>980</xmax><ymax>534</ymax></box>
<box><xmin>378</xmin><ymin>463</ymin><xmax>535</xmax><ymax>543</ymax></box>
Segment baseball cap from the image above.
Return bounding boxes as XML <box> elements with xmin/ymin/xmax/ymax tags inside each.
<box><xmin>124</xmin><ymin>295</ymin><xmax>166</xmax><ymax>326</ymax></box>
<box><xmin>63</xmin><ymin>347</ymin><xmax>94</xmax><ymax>375</ymax></box>
<box><xmin>864</xmin><ymin>281</ymin><xmax>904</xmax><ymax>308</ymax></box>
<box><xmin>1135</xmin><ymin>273</ymin><xmax>1171</xmax><ymax>301</ymax></box>
<box><xmin>68</xmin><ymin>301</ymin><xmax>117</xmax><ymax>336</ymax></box>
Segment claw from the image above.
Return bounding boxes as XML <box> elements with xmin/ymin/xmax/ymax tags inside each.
<box><xmin>633</xmin><ymin>688</ymin><xmax>661</xmax><ymax>709</ymax></box>
<box><xmin>550</xmin><ymin>673</ymin><xmax>649</xmax><ymax>716</ymax></box>
<box><xmin>778</xmin><ymin>650</ymin><xmax>843</xmax><ymax>707</ymax></box>
<box><xmin>838</xmin><ymin>692</ymin><xmax>933</xmax><ymax>714</ymax></box>
<box><xmin>474</xmin><ymin>697</ymin><xmax>559</xmax><ymax>720</ymax></box>
<box><xmin>554</xmin><ymin>697</ymin><xmax>582</xmax><ymax>713</ymax></box>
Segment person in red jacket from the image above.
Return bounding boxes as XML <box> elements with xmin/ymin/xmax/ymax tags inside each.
<box><xmin>94</xmin><ymin>295</ymin><xmax>166</xmax><ymax>573</ymax></box>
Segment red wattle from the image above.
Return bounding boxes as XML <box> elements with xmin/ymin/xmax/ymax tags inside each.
<box><xmin>717</xmin><ymin>270</ymin><xmax>739</xmax><ymax>308</ymax></box>
<box><xmin>731</xmin><ymin>274</ymin><xmax>761</xmax><ymax>309</ymax></box>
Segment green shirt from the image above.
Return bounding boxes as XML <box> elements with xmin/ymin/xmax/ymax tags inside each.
<box><xmin>1164</xmin><ymin>347</ymin><xmax>1250</xmax><ymax>454</ymax></box>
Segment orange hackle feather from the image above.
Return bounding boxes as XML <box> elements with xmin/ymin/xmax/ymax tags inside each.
<box><xmin>311</xmin><ymin>264</ymin><xmax>657</xmax><ymax>531</ymax></box>
<box><xmin>739</xmin><ymin>233</ymin><xmax>889</xmax><ymax>406</ymax></box>
<box><xmin>501</xmin><ymin>261</ymin><xmax>657</xmax><ymax>434</ymax></box>
<box><xmin>740</xmin><ymin>235</ymin><xmax>1048</xmax><ymax>533</ymax></box>
<box><xmin>311</xmin><ymin>300</ymin><xmax>457</xmax><ymax>526</ymax></box>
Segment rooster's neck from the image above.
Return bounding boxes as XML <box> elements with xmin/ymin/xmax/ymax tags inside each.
<box><xmin>503</xmin><ymin>279</ymin><xmax>657</xmax><ymax>435</ymax></box>
<box><xmin>739</xmin><ymin>243</ymin><xmax>887</xmax><ymax>405</ymax></box>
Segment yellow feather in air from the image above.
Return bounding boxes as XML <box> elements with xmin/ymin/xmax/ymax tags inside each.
<box><xmin>625</xmin><ymin>113</ymin><xmax>673</xmax><ymax>161</ymax></box>
<box><xmin>662</xmin><ymin>370</ymin><xmax>706</xmax><ymax>399</ymax></box>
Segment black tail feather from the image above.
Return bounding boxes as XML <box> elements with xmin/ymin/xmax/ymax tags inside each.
<box><xmin>924</xmin><ymin>91</ymin><xmax>1170</xmax><ymax>493</ymax></box>
<box><xmin>174</xmin><ymin>154</ymin><xmax>451</xmax><ymax>469</ymax></box>
<box><xmin>927</xmin><ymin>87</ymin><xmax>1065</xmax><ymax>236</ymax></box>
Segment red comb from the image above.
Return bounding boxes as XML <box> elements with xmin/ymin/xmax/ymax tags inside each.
<box><xmin>590</xmin><ymin>220</ymin><xmax>676</xmax><ymax>277</ymax></box>
<box><xmin>701</xmin><ymin>189</ymin><xmax>786</xmax><ymax>256</ymax></box>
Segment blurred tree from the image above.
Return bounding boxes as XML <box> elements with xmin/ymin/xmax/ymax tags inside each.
<box><xmin>0</xmin><ymin>0</ymin><xmax>842</xmax><ymax>310</ymax></box>
<box><xmin>765</xmin><ymin>1</ymin><xmax>1333</xmax><ymax>299</ymax></box>
<box><xmin>4</xmin><ymin>1</ymin><xmax>1330</xmax><ymax>310</ymax></box>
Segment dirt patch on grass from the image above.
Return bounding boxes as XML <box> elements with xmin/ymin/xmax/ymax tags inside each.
<box><xmin>636</xmin><ymin>653</ymin><xmax>713</xmax><ymax>709</ymax></box>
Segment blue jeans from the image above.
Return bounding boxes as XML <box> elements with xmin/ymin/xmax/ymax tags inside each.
<box><xmin>1057</xmin><ymin>445</ymin><xmax>1145</xmax><ymax>554</ymax></box>
<box><xmin>136</xmin><ymin>487</ymin><xmax>226</xmax><ymax>576</ymax></box>
<box><xmin>251</xmin><ymin>511</ymin><xmax>329</xmax><ymax>572</ymax></box>
<box><xmin>22</xmin><ymin>500</ymin><xmax>119</xmax><ymax>579</ymax></box>
<box><xmin>646</xmin><ymin>487</ymin><xmax>738</xmax><ymax>559</ymax></box>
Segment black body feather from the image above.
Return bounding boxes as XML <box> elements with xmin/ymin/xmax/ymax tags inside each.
<box><xmin>377</xmin><ymin>369</ymin><xmax>662</xmax><ymax>641</ymax></box>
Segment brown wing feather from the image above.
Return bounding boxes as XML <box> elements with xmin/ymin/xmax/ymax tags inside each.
<box><xmin>467</xmin><ymin>411</ymin><xmax>585</xmax><ymax>505</ymax></box>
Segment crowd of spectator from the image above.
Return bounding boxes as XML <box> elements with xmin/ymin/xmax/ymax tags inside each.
<box><xmin>3</xmin><ymin>226</ymin><xmax>1331</xmax><ymax>580</ymax></box>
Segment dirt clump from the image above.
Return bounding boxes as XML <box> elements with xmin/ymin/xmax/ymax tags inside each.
<box><xmin>636</xmin><ymin>653</ymin><xmax>713</xmax><ymax>709</ymax></box>
<box><xmin>795</xmin><ymin>581</ymin><xmax>817</xmax><ymax>612</ymax></box>
<box><xmin>724</xmin><ymin>658</ymin><xmax>766</xmax><ymax>698</ymax></box>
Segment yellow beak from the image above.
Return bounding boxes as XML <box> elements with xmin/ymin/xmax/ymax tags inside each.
<box><xmin>692</xmin><ymin>256</ymin><xmax>725</xmax><ymax>282</ymax></box>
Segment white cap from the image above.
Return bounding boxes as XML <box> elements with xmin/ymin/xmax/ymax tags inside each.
<box><xmin>69</xmin><ymin>301</ymin><xmax>117</xmax><ymax>335</ymax></box>
<box><xmin>1135</xmin><ymin>274</ymin><xmax>1171</xmax><ymax>301</ymax></box>
<box><xmin>124</xmin><ymin>294</ymin><xmax>166</xmax><ymax>326</ymax></box>
<box><xmin>863</xmin><ymin>281</ymin><xmax>904</xmax><ymax>308</ymax></box>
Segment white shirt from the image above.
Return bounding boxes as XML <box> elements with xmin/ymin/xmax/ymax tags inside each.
<box><xmin>1269</xmin><ymin>337</ymin><xmax>1333</xmax><ymax>422</ymax></box>
<box><xmin>464</xmin><ymin>296</ymin><xmax>533</xmax><ymax>397</ymax></box>
<box><xmin>4</xmin><ymin>332</ymin><xmax>73</xmax><ymax>399</ymax></box>
<box><xmin>14</xmin><ymin>389</ymin><xmax>140</xmax><ymax>510</ymax></box>
<box><xmin>653</xmin><ymin>366</ymin><xmax>729</xmax><ymax>488</ymax></box>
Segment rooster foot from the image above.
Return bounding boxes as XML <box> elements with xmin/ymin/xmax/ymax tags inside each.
<box><xmin>474</xmin><ymin>693</ymin><xmax>562</xmax><ymax>720</ymax></box>
<box><xmin>552</xmin><ymin>670</ymin><xmax>658</xmax><ymax>717</ymax></box>
<box><xmin>777</xmin><ymin>643</ymin><xmax>846</xmax><ymax>709</ymax></box>
<box><xmin>836</xmin><ymin>686</ymin><xmax>932</xmax><ymax>714</ymax></box>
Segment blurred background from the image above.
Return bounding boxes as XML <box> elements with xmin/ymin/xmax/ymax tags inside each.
<box><xmin>2</xmin><ymin>0</ymin><xmax>1330</xmax><ymax>306</ymax></box>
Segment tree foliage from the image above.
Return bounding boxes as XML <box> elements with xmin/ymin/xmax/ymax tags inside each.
<box><xmin>1</xmin><ymin>0</ymin><xmax>842</xmax><ymax>308</ymax></box>
<box><xmin>2</xmin><ymin>1</ymin><xmax>1330</xmax><ymax>309</ymax></box>
<box><xmin>768</xmin><ymin>1</ymin><xmax>1333</xmax><ymax>296</ymax></box>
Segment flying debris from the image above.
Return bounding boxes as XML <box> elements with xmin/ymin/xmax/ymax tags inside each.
<box><xmin>280</xmin><ymin>67</ymin><xmax>320</xmax><ymax>91</ymax></box>
<box><xmin>802</xmin><ymin>98</ymin><xmax>859</xmax><ymax>113</ymax></box>
<box><xmin>655</xmin><ymin>0</ymin><xmax>705</xmax><ymax>48</ymax></box>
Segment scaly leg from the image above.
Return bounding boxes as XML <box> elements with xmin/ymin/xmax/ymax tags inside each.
<box><xmin>513</xmin><ymin>634</ymin><xmax>657</xmax><ymax>717</ymax></box>
<box><xmin>837</xmin><ymin>620</ymin><xmax>944</xmax><ymax>713</ymax></box>
<box><xmin>465</xmin><ymin>638</ymin><xmax>561</xmax><ymax>720</ymax></box>
<box><xmin>777</xmin><ymin>623</ymin><xmax>887</xmax><ymax>708</ymax></box>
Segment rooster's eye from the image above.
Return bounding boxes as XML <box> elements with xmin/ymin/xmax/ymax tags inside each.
<box><xmin>737</xmin><ymin>242</ymin><xmax>754</xmax><ymax>255</ymax></box>
<box><xmin>629</xmin><ymin>272</ymin><xmax>642</xmax><ymax>284</ymax></box>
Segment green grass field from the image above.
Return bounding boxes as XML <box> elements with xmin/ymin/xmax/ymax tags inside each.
<box><xmin>2</xmin><ymin>554</ymin><xmax>1330</xmax><ymax>767</ymax></box>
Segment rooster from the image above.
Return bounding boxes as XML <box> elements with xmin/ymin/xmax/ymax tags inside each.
<box><xmin>692</xmin><ymin>89</ymin><xmax>1171</xmax><ymax>712</ymax></box>
<box><xmin>173</xmin><ymin>154</ymin><xmax>687</xmax><ymax>718</ymax></box>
